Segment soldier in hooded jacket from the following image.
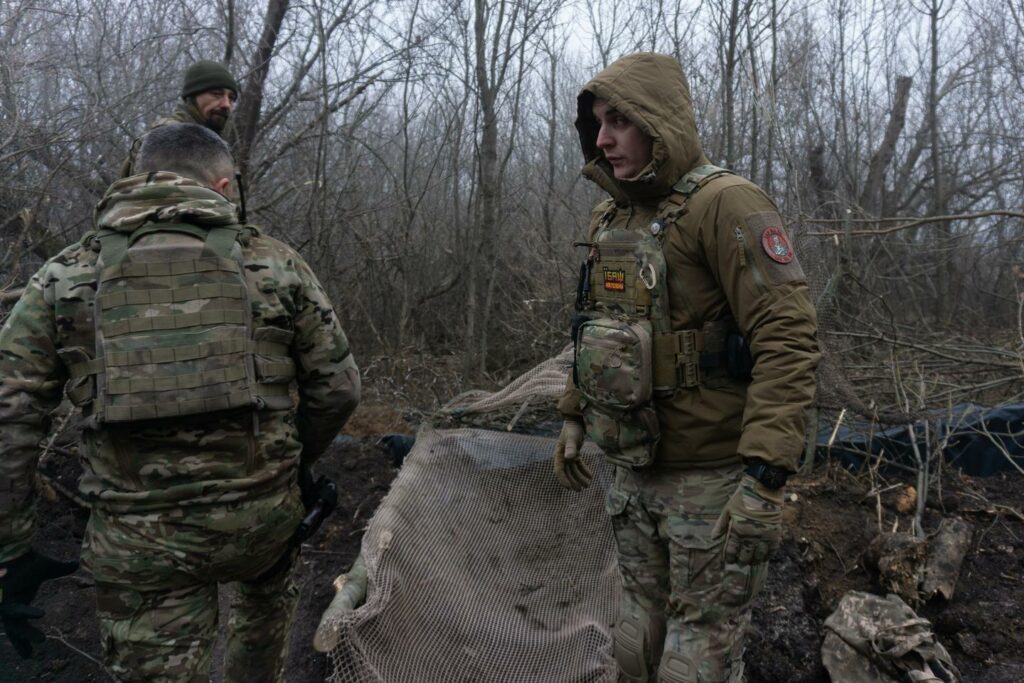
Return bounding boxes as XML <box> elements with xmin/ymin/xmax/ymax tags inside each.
<box><xmin>553</xmin><ymin>53</ymin><xmax>819</xmax><ymax>682</ymax></box>
<box><xmin>120</xmin><ymin>60</ymin><xmax>239</xmax><ymax>178</ymax></box>
<box><xmin>0</xmin><ymin>123</ymin><xmax>360</xmax><ymax>682</ymax></box>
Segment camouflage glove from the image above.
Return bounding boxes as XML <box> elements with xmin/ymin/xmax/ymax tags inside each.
<box><xmin>711</xmin><ymin>474</ymin><xmax>784</xmax><ymax>565</ymax></box>
<box><xmin>553</xmin><ymin>420</ymin><xmax>592</xmax><ymax>491</ymax></box>
<box><xmin>0</xmin><ymin>549</ymin><xmax>79</xmax><ymax>658</ymax></box>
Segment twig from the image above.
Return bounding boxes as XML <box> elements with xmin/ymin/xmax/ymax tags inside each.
<box><xmin>806</xmin><ymin>209</ymin><xmax>1024</xmax><ymax>235</ymax></box>
<box><xmin>825</xmin><ymin>538</ymin><xmax>848</xmax><ymax>574</ymax></box>
<box><xmin>46</xmin><ymin>629</ymin><xmax>102</xmax><ymax>666</ymax></box>
<box><xmin>907</xmin><ymin>423</ymin><xmax>927</xmax><ymax>538</ymax></box>
<box><xmin>37</xmin><ymin>472</ymin><xmax>90</xmax><ymax>509</ymax></box>
<box><xmin>962</xmin><ymin>505</ymin><xmax>1024</xmax><ymax>523</ymax></box>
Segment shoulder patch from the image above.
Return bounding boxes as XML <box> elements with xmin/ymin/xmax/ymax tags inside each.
<box><xmin>743</xmin><ymin>211</ymin><xmax>805</xmax><ymax>285</ymax></box>
<box><xmin>760</xmin><ymin>226</ymin><xmax>794</xmax><ymax>264</ymax></box>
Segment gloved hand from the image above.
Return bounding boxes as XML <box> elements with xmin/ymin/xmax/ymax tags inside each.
<box><xmin>553</xmin><ymin>420</ymin><xmax>591</xmax><ymax>490</ymax></box>
<box><xmin>711</xmin><ymin>474</ymin><xmax>784</xmax><ymax>565</ymax></box>
<box><xmin>0</xmin><ymin>549</ymin><xmax>79</xmax><ymax>658</ymax></box>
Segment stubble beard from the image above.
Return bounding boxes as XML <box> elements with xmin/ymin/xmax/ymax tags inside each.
<box><xmin>205</xmin><ymin>112</ymin><xmax>228</xmax><ymax>134</ymax></box>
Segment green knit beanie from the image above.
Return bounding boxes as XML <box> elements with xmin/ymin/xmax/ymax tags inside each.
<box><xmin>181</xmin><ymin>60</ymin><xmax>239</xmax><ymax>99</ymax></box>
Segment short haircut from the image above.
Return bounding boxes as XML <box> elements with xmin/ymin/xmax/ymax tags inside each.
<box><xmin>136</xmin><ymin>123</ymin><xmax>234</xmax><ymax>185</ymax></box>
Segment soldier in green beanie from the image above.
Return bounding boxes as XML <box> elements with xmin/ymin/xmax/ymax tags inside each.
<box><xmin>120</xmin><ymin>60</ymin><xmax>240</xmax><ymax>177</ymax></box>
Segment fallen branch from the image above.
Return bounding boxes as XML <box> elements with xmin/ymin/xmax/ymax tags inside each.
<box><xmin>806</xmin><ymin>209</ymin><xmax>1024</xmax><ymax>236</ymax></box>
<box><xmin>37</xmin><ymin>471</ymin><xmax>90</xmax><ymax>509</ymax></box>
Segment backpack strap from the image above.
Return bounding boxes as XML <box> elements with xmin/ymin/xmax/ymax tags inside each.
<box><xmin>95</xmin><ymin>229</ymin><xmax>130</xmax><ymax>269</ymax></box>
<box><xmin>672</xmin><ymin>164</ymin><xmax>733</xmax><ymax>198</ymax></box>
<box><xmin>204</xmin><ymin>226</ymin><xmax>244</xmax><ymax>259</ymax></box>
<box><xmin>96</xmin><ymin>222</ymin><xmax>242</xmax><ymax>268</ymax></box>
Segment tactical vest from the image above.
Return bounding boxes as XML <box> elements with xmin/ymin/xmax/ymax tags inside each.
<box><xmin>573</xmin><ymin>164</ymin><xmax>749</xmax><ymax>468</ymax></box>
<box><xmin>63</xmin><ymin>222</ymin><xmax>296</xmax><ymax>423</ymax></box>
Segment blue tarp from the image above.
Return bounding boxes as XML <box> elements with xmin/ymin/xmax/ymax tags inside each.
<box><xmin>817</xmin><ymin>403</ymin><xmax>1024</xmax><ymax>476</ymax></box>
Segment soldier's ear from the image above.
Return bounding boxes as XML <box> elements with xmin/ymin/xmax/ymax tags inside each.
<box><xmin>211</xmin><ymin>177</ymin><xmax>231</xmax><ymax>195</ymax></box>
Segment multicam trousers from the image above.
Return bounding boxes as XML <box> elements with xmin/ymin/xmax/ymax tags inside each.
<box><xmin>82</xmin><ymin>488</ymin><xmax>304</xmax><ymax>683</ymax></box>
<box><xmin>606</xmin><ymin>463</ymin><xmax>769</xmax><ymax>683</ymax></box>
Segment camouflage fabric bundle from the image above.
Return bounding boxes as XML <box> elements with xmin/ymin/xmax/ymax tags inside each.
<box><xmin>822</xmin><ymin>591</ymin><xmax>961</xmax><ymax>682</ymax></box>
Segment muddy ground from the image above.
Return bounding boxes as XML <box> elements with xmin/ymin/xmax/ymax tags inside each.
<box><xmin>2</xmin><ymin>400</ymin><xmax>1022</xmax><ymax>682</ymax></box>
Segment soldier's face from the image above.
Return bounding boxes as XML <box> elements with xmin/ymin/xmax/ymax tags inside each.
<box><xmin>195</xmin><ymin>88</ymin><xmax>237</xmax><ymax>133</ymax></box>
<box><xmin>593</xmin><ymin>99</ymin><xmax>653</xmax><ymax>180</ymax></box>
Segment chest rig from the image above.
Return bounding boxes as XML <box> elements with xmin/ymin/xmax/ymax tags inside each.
<box><xmin>572</xmin><ymin>164</ymin><xmax>739</xmax><ymax>468</ymax></box>
<box><xmin>61</xmin><ymin>222</ymin><xmax>296</xmax><ymax>424</ymax></box>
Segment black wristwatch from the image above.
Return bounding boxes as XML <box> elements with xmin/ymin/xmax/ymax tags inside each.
<box><xmin>744</xmin><ymin>460</ymin><xmax>789</xmax><ymax>490</ymax></box>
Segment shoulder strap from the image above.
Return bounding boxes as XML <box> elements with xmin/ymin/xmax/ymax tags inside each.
<box><xmin>96</xmin><ymin>229</ymin><xmax>130</xmax><ymax>268</ymax></box>
<box><xmin>96</xmin><ymin>223</ymin><xmax>242</xmax><ymax>268</ymax></box>
<box><xmin>204</xmin><ymin>226</ymin><xmax>243</xmax><ymax>259</ymax></box>
<box><xmin>672</xmin><ymin>164</ymin><xmax>733</xmax><ymax>198</ymax></box>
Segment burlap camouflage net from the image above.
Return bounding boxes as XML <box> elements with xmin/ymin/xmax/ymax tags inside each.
<box><xmin>321</xmin><ymin>426</ymin><xmax>619</xmax><ymax>682</ymax></box>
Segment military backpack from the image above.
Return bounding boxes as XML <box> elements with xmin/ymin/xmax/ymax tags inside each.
<box><xmin>61</xmin><ymin>222</ymin><xmax>296</xmax><ymax>423</ymax></box>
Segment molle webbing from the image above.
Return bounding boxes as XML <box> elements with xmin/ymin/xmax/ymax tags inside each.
<box><xmin>102</xmin><ymin>256</ymin><xmax>240</xmax><ymax>280</ymax></box>
<box><xmin>98</xmin><ymin>283</ymin><xmax>245</xmax><ymax>310</ymax></box>
<box><xmin>652</xmin><ymin>319</ymin><xmax>736</xmax><ymax>390</ymax></box>
<box><xmin>74</xmin><ymin>222</ymin><xmax>298</xmax><ymax>423</ymax></box>
<box><xmin>101</xmin><ymin>308</ymin><xmax>246</xmax><ymax>338</ymax></box>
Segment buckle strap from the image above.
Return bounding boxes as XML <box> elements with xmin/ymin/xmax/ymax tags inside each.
<box><xmin>653</xmin><ymin>321</ymin><xmax>739</xmax><ymax>390</ymax></box>
<box><xmin>68</xmin><ymin>357</ymin><xmax>105</xmax><ymax>379</ymax></box>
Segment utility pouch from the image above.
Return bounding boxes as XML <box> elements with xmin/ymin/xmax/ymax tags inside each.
<box><xmin>575</xmin><ymin>318</ymin><xmax>653</xmax><ymax>410</ymax></box>
<box><xmin>575</xmin><ymin>317</ymin><xmax>659</xmax><ymax>468</ymax></box>
<box><xmin>582</xmin><ymin>404</ymin><xmax>660</xmax><ymax>469</ymax></box>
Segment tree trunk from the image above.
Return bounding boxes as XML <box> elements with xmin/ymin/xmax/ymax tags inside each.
<box><xmin>860</xmin><ymin>75</ymin><xmax>913</xmax><ymax>216</ymax></box>
<box><xmin>232</xmin><ymin>0</ymin><xmax>290</xmax><ymax>176</ymax></box>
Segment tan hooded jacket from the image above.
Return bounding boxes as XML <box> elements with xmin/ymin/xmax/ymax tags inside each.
<box><xmin>559</xmin><ymin>53</ymin><xmax>819</xmax><ymax>472</ymax></box>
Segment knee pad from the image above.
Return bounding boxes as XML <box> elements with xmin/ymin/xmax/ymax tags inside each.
<box><xmin>657</xmin><ymin>651</ymin><xmax>698</xmax><ymax>683</ymax></box>
<box><xmin>613</xmin><ymin>612</ymin><xmax>666</xmax><ymax>682</ymax></box>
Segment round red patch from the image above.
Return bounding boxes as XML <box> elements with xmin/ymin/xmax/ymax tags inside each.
<box><xmin>761</xmin><ymin>226</ymin><xmax>794</xmax><ymax>264</ymax></box>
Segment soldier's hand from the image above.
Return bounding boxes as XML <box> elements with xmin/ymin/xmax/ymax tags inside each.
<box><xmin>553</xmin><ymin>420</ymin><xmax>592</xmax><ymax>490</ymax></box>
<box><xmin>711</xmin><ymin>474</ymin><xmax>783</xmax><ymax>565</ymax></box>
<box><xmin>0</xmin><ymin>549</ymin><xmax>79</xmax><ymax>658</ymax></box>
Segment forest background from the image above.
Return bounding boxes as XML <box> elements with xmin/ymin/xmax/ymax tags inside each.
<box><xmin>2</xmin><ymin>0</ymin><xmax>1023</xmax><ymax>422</ymax></box>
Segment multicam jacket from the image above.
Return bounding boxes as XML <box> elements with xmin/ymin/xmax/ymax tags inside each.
<box><xmin>560</xmin><ymin>53</ymin><xmax>820</xmax><ymax>473</ymax></box>
<box><xmin>0</xmin><ymin>173</ymin><xmax>360</xmax><ymax>562</ymax></box>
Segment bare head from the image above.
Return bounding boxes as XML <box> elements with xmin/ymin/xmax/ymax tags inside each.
<box><xmin>136</xmin><ymin>123</ymin><xmax>235</xmax><ymax>196</ymax></box>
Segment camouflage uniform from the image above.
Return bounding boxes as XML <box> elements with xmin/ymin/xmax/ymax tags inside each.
<box><xmin>0</xmin><ymin>173</ymin><xmax>360</xmax><ymax>682</ymax></box>
<box><xmin>560</xmin><ymin>54</ymin><xmax>819</xmax><ymax>681</ymax></box>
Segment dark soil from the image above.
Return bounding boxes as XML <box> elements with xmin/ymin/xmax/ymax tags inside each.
<box><xmin>3</xmin><ymin>403</ymin><xmax>1022</xmax><ymax>682</ymax></box>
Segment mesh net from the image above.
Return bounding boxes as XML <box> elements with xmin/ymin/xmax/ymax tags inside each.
<box><xmin>440</xmin><ymin>346</ymin><xmax>574</xmax><ymax>421</ymax></box>
<box><xmin>324</xmin><ymin>426</ymin><xmax>618</xmax><ymax>682</ymax></box>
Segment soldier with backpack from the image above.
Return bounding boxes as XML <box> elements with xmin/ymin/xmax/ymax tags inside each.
<box><xmin>0</xmin><ymin>123</ymin><xmax>360</xmax><ymax>682</ymax></box>
<box><xmin>553</xmin><ymin>53</ymin><xmax>819</xmax><ymax>682</ymax></box>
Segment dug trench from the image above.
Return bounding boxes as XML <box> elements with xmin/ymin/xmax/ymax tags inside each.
<box><xmin>2</xmin><ymin>403</ymin><xmax>1022</xmax><ymax>682</ymax></box>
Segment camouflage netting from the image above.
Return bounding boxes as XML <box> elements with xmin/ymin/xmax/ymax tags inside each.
<box><xmin>322</xmin><ymin>426</ymin><xmax>619</xmax><ymax>682</ymax></box>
